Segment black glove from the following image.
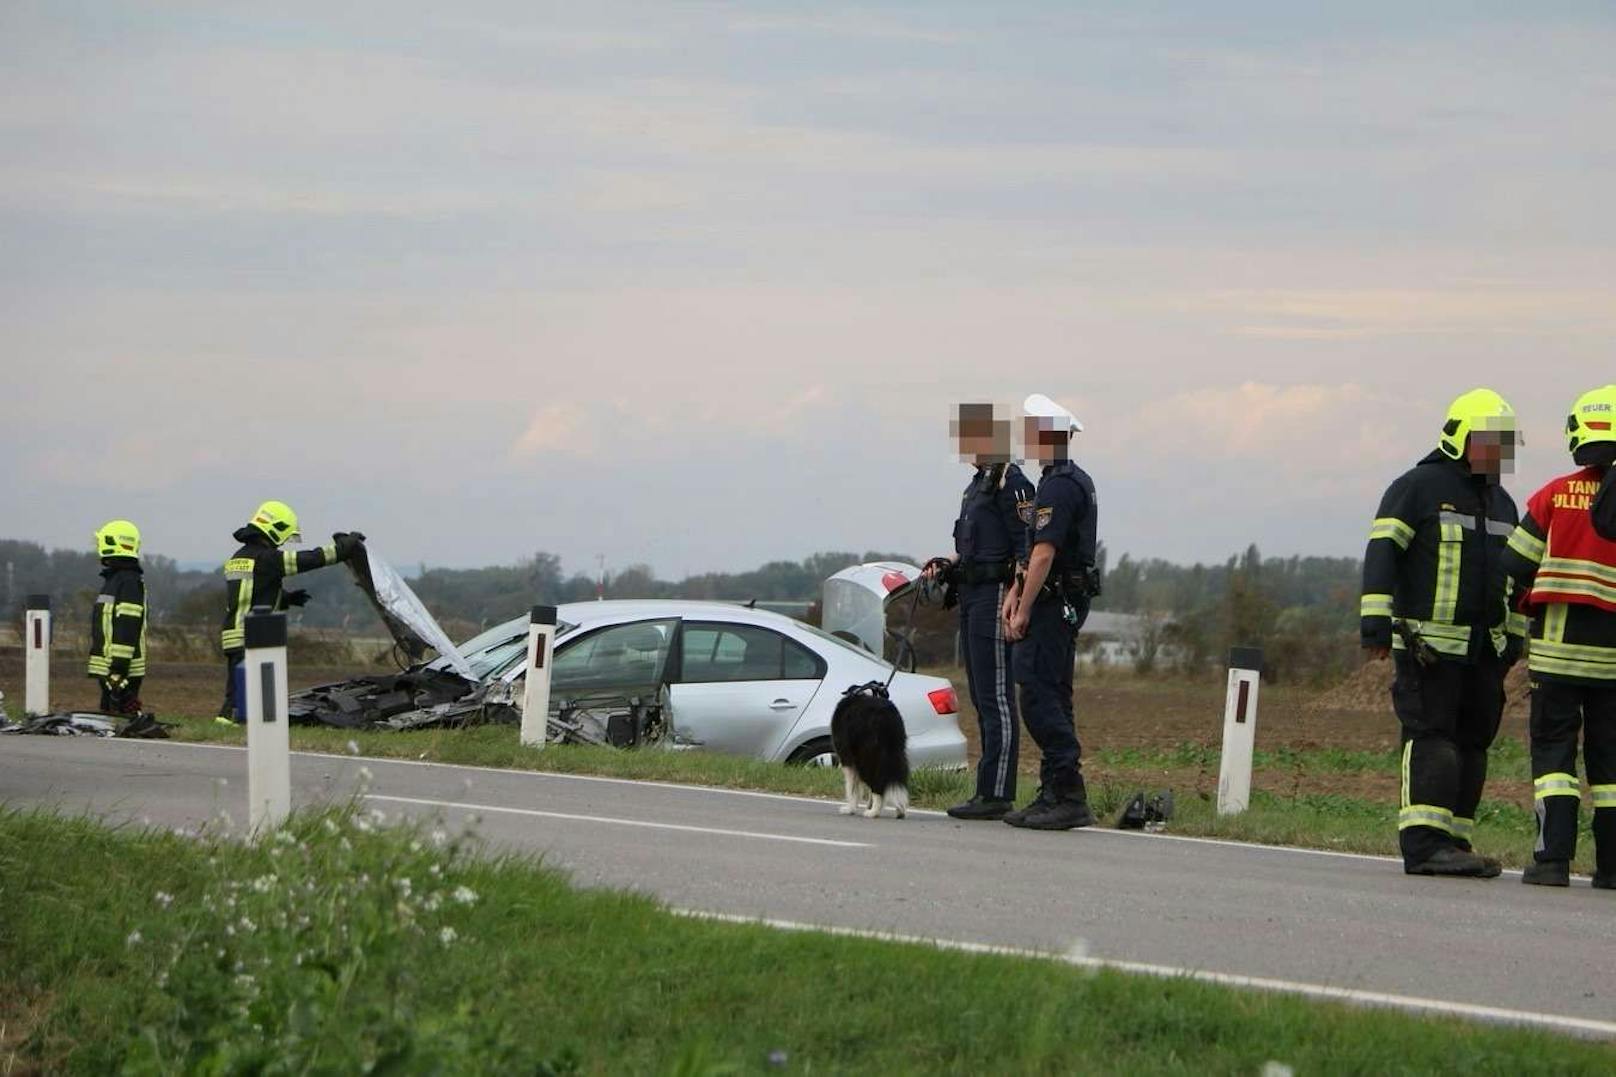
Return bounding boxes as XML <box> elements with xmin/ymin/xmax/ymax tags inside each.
<box><xmin>1501</xmin><ymin>635</ymin><xmax>1524</xmax><ymax>671</ymax></box>
<box><xmin>284</xmin><ymin>589</ymin><xmax>311</xmax><ymax>608</ymax></box>
<box><xmin>333</xmin><ymin>532</ymin><xmax>367</xmax><ymax>561</ymax></box>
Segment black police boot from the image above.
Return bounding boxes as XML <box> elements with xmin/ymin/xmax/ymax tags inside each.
<box><xmin>947</xmin><ymin>796</ymin><xmax>1014</xmax><ymax>821</ymax></box>
<box><xmin>1521</xmin><ymin>859</ymin><xmax>1572</xmax><ymax>887</ymax></box>
<box><xmin>1406</xmin><ymin>846</ymin><xmax>1494</xmax><ymax>877</ymax></box>
<box><xmin>1002</xmin><ymin>788</ymin><xmax>1055</xmax><ymax>827</ymax></box>
<box><xmin>1592</xmin><ymin>873</ymin><xmax>1615</xmax><ymax>890</ymax></box>
<box><xmin>1009</xmin><ymin>793</ymin><xmax>1096</xmax><ymax>831</ymax></box>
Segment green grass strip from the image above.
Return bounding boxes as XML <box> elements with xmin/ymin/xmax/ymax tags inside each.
<box><xmin>2</xmin><ymin>808</ymin><xmax>1611</xmax><ymax>1075</ymax></box>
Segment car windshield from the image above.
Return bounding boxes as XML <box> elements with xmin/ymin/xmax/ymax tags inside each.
<box><xmin>796</xmin><ymin>621</ymin><xmax>894</xmax><ymax>669</ymax></box>
<box><xmin>425</xmin><ymin>618</ymin><xmax>578</xmax><ymax>681</ymax></box>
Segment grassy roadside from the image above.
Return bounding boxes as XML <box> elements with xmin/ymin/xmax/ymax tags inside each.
<box><xmin>3</xmin><ymin>808</ymin><xmax>1611</xmax><ymax>1075</ymax></box>
<box><xmin>163</xmin><ymin>718</ymin><xmax>1591</xmax><ymax>872</ymax></box>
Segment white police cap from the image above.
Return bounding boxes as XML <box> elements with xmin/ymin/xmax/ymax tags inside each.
<box><xmin>1023</xmin><ymin>393</ymin><xmax>1084</xmax><ymax>434</ymax></box>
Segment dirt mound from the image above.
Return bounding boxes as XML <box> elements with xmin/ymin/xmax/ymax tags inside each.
<box><xmin>1305</xmin><ymin>658</ymin><xmax>1532</xmax><ymax>721</ymax></box>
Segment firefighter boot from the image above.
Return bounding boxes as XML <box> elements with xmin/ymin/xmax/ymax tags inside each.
<box><xmin>1406</xmin><ymin>846</ymin><xmax>1494</xmax><ymax>877</ymax></box>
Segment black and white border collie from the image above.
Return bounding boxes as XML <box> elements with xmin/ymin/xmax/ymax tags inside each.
<box><xmin>830</xmin><ymin>682</ymin><xmax>910</xmax><ymax>819</ymax></box>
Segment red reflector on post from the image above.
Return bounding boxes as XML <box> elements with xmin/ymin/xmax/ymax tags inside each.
<box><xmin>927</xmin><ymin>686</ymin><xmax>958</xmax><ymax>714</ymax></box>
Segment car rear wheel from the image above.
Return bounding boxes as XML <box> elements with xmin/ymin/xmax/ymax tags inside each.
<box><xmin>786</xmin><ymin>737</ymin><xmax>838</xmax><ymax>767</ymax></box>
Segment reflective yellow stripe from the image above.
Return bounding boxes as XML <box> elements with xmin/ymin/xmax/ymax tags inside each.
<box><xmin>106</xmin><ymin>644</ymin><xmax>135</xmax><ymax>659</ymax></box>
<box><xmin>1505</xmin><ymin>611</ymin><xmax>1530</xmax><ymax>637</ymax></box>
<box><xmin>283</xmin><ymin>549</ymin><xmax>298</xmax><ymax>575</ymax></box>
<box><xmin>1533</xmin><ymin>575</ymin><xmax>1616</xmax><ymax>605</ymax></box>
<box><xmin>1360</xmin><ymin>593</ymin><xmax>1394</xmax><ymax>618</ymax></box>
<box><xmin>1369</xmin><ymin>517</ymin><xmax>1415</xmax><ymax>548</ymax></box>
<box><xmin>1506</xmin><ymin>526</ymin><xmax>1546</xmax><ymax>565</ymax></box>
<box><xmin>1392</xmin><ymin>620</ymin><xmax>1471</xmax><ymax>657</ymax></box>
<box><xmin>1401</xmin><ymin>741</ymin><xmax>1411</xmax><ymax>810</ymax></box>
<box><xmin>1534</xmin><ymin>773</ymin><xmax>1581</xmax><ymax>799</ymax></box>
<box><xmin>113</xmin><ymin>602</ymin><xmax>144</xmax><ymax>618</ymax></box>
<box><xmin>1591</xmin><ymin>785</ymin><xmax>1616</xmax><ymax>808</ymax></box>
<box><xmin>1432</xmin><ymin>520</ymin><xmax>1463</xmax><ymax>623</ymax></box>
<box><xmin>1540</xmin><ymin>556</ymin><xmax>1616</xmax><ymax>588</ymax></box>
<box><xmin>87</xmin><ymin>656</ymin><xmax>110</xmax><ymax>674</ymax></box>
<box><xmin>1529</xmin><ymin>654</ymin><xmax>1616</xmax><ymax>680</ymax></box>
<box><xmin>1451</xmin><ymin>816</ymin><xmax>1475</xmax><ymax>840</ymax></box>
<box><xmin>1399</xmin><ymin>805</ymin><xmax>1454</xmax><ymax>832</ymax></box>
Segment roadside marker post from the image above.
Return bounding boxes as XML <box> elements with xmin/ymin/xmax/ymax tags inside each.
<box><xmin>24</xmin><ymin>594</ymin><xmax>51</xmax><ymax>717</ymax></box>
<box><xmin>244</xmin><ymin>610</ymin><xmax>291</xmax><ymax>832</ymax></box>
<box><xmin>520</xmin><ymin>605</ymin><xmax>557</xmax><ymax>749</ymax></box>
<box><xmin>1217</xmin><ymin>647</ymin><xmax>1263</xmax><ymax>816</ymax></box>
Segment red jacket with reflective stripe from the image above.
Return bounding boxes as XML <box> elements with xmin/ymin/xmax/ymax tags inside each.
<box><xmin>1520</xmin><ymin>467</ymin><xmax>1616</xmax><ymax>614</ymax></box>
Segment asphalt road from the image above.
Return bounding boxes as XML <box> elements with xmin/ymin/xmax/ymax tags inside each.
<box><xmin>3</xmin><ymin>737</ymin><xmax>1614</xmax><ymax>1037</ymax></box>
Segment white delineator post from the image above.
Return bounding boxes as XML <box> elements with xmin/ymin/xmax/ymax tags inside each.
<box><xmin>244</xmin><ymin>610</ymin><xmax>291</xmax><ymax>832</ymax></box>
<box><xmin>24</xmin><ymin>594</ymin><xmax>51</xmax><ymax>717</ymax></box>
<box><xmin>520</xmin><ymin>604</ymin><xmax>557</xmax><ymax>749</ymax></box>
<box><xmin>1217</xmin><ymin>646</ymin><xmax>1263</xmax><ymax>816</ymax></box>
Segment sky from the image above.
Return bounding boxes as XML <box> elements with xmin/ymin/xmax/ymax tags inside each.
<box><xmin>4</xmin><ymin>1</ymin><xmax>1614</xmax><ymax>578</ymax></box>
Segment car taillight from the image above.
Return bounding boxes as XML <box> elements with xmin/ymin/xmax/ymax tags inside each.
<box><xmin>927</xmin><ymin>687</ymin><xmax>958</xmax><ymax>715</ymax></box>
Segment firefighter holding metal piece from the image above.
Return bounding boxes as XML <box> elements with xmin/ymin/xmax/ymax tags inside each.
<box><xmin>1001</xmin><ymin>393</ymin><xmax>1100</xmax><ymax>831</ymax></box>
<box><xmin>1360</xmin><ymin>389</ymin><xmax>1526</xmax><ymax>877</ymax></box>
<box><xmin>924</xmin><ymin>403</ymin><xmax>1037</xmax><ymax>820</ymax></box>
<box><xmin>216</xmin><ymin>500</ymin><xmax>364</xmax><ymax>725</ymax></box>
<box><xmin>1501</xmin><ymin>385</ymin><xmax>1616</xmax><ymax>890</ymax></box>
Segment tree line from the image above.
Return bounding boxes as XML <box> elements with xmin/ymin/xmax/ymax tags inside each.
<box><xmin>2</xmin><ymin>537</ymin><xmax>1363</xmax><ymax>680</ymax></box>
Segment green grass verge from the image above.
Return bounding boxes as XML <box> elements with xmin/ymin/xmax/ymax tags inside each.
<box><xmin>3</xmin><ymin>808</ymin><xmax>1611</xmax><ymax>1075</ymax></box>
<box><xmin>164</xmin><ymin>718</ymin><xmax>1588</xmax><ymax>871</ymax></box>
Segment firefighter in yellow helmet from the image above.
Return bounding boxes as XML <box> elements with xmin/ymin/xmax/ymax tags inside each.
<box><xmin>216</xmin><ymin>500</ymin><xmax>364</xmax><ymax>725</ymax></box>
<box><xmin>1360</xmin><ymin>389</ymin><xmax>1527</xmax><ymax>877</ymax></box>
<box><xmin>87</xmin><ymin>520</ymin><xmax>155</xmax><ymax>732</ymax></box>
<box><xmin>1502</xmin><ymin>385</ymin><xmax>1616</xmax><ymax>889</ymax></box>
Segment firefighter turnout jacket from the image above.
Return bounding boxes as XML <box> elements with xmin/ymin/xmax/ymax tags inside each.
<box><xmin>1361</xmin><ymin>450</ymin><xmax>1527</xmax><ymax>661</ymax></box>
<box><xmin>1502</xmin><ymin>466</ymin><xmax>1616</xmax><ymax>682</ymax></box>
<box><xmin>219</xmin><ymin>529</ymin><xmax>339</xmax><ymax>651</ymax></box>
<box><xmin>88</xmin><ymin>557</ymin><xmax>147</xmax><ymax>679</ymax></box>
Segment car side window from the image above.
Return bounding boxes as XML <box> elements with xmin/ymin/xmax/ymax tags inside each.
<box><xmin>551</xmin><ymin>619</ymin><xmax>678</xmax><ymax>697</ymax></box>
<box><xmin>680</xmin><ymin>622</ymin><xmax>825</xmax><ymax>683</ymax></box>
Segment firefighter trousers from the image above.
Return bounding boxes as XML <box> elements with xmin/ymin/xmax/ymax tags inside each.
<box><xmin>1529</xmin><ymin>678</ymin><xmax>1616</xmax><ymax>876</ymax></box>
<box><xmin>1392</xmin><ymin>650</ymin><xmax>1504</xmax><ymax>867</ymax></box>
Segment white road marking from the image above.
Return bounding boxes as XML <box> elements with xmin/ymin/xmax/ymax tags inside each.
<box><xmin>107</xmin><ymin>740</ymin><xmax>1564</xmax><ymax>874</ymax></box>
<box><xmin>669</xmin><ymin>909</ymin><xmax>1616</xmax><ymax>1040</ymax></box>
<box><xmin>364</xmin><ymin>793</ymin><xmax>873</xmax><ymax>849</ymax></box>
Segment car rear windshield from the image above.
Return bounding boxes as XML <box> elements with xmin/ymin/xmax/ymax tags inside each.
<box><xmin>796</xmin><ymin>621</ymin><xmax>894</xmax><ymax>669</ymax></box>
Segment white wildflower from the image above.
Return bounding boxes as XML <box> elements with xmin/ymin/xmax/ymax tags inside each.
<box><xmin>125</xmin><ymin>930</ymin><xmax>142</xmax><ymax>947</ymax></box>
<box><xmin>421</xmin><ymin>893</ymin><xmax>442</xmax><ymax>912</ymax></box>
<box><xmin>409</xmin><ymin>840</ymin><xmax>422</xmax><ymax>853</ymax></box>
<box><xmin>430</xmin><ymin>828</ymin><xmax>448</xmax><ymax>847</ymax></box>
<box><xmin>239</xmin><ymin>917</ymin><xmax>257</xmax><ymax>934</ymax></box>
<box><xmin>438</xmin><ymin>926</ymin><xmax>457</xmax><ymax>945</ymax></box>
<box><xmin>322</xmin><ymin>818</ymin><xmax>339</xmax><ymax>835</ymax></box>
<box><xmin>153</xmin><ymin>891</ymin><xmax>173</xmax><ymax>909</ymax></box>
<box><xmin>250</xmin><ymin>874</ymin><xmax>276</xmax><ymax>894</ymax></box>
<box><xmin>428</xmin><ymin>863</ymin><xmax>442</xmax><ymax>877</ymax></box>
<box><xmin>275</xmin><ymin>829</ymin><xmax>297</xmax><ymax>845</ymax></box>
<box><xmin>347</xmin><ymin>740</ymin><xmax>360</xmax><ymax>756</ymax></box>
<box><xmin>357</xmin><ymin>765</ymin><xmax>373</xmax><ymax>784</ymax></box>
<box><xmin>451</xmin><ymin>885</ymin><xmax>478</xmax><ymax>906</ymax></box>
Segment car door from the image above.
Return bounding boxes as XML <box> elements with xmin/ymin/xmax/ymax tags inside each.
<box><xmin>669</xmin><ymin>621</ymin><xmax>826</xmax><ymax>758</ymax></box>
<box><xmin>548</xmin><ymin>618</ymin><xmax>680</xmax><ymax>701</ymax></box>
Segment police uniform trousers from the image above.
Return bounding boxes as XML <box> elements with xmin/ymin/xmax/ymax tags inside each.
<box><xmin>959</xmin><ymin>581</ymin><xmax>1019</xmax><ymax>801</ymax></box>
<box><xmin>1013</xmin><ymin>593</ymin><xmax>1088</xmax><ymax>800</ymax></box>
<box><xmin>1393</xmin><ymin>650</ymin><xmax>1504</xmax><ymax>865</ymax></box>
<box><xmin>1529</xmin><ymin>679</ymin><xmax>1616</xmax><ymax>875</ymax></box>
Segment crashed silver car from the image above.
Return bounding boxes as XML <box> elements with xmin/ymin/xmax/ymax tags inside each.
<box><xmin>291</xmin><ymin>553</ymin><xmax>967</xmax><ymax>768</ymax></box>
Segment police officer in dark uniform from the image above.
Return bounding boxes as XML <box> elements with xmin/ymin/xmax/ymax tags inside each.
<box><xmin>926</xmin><ymin>403</ymin><xmax>1037</xmax><ymax>820</ymax></box>
<box><xmin>1003</xmin><ymin>393</ymin><xmax>1100</xmax><ymax>830</ymax></box>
